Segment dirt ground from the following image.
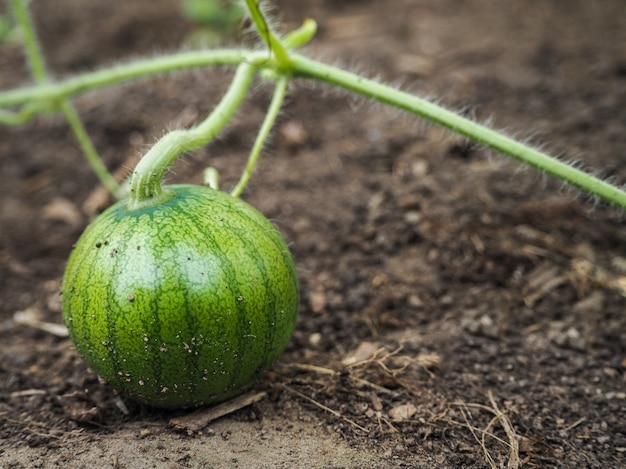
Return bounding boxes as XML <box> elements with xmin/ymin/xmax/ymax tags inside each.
<box><xmin>1</xmin><ymin>0</ymin><xmax>626</xmax><ymax>467</ymax></box>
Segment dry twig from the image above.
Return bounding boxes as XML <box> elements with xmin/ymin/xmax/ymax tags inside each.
<box><xmin>445</xmin><ymin>392</ymin><xmax>521</xmax><ymax>469</ymax></box>
<box><xmin>169</xmin><ymin>390</ymin><xmax>266</xmax><ymax>432</ymax></box>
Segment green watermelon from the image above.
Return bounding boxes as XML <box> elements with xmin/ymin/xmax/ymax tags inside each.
<box><xmin>62</xmin><ymin>184</ymin><xmax>299</xmax><ymax>409</ymax></box>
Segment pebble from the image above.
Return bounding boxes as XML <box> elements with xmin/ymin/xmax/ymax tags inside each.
<box><xmin>389</xmin><ymin>403</ymin><xmax>417</xmax><ymax>421</ymax></box>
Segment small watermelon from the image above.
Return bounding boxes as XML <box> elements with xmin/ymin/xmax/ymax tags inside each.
<box><xmin>62</xmin><ymin>184</ymin><xmax>299</xmax><ymax>409</ymax></box>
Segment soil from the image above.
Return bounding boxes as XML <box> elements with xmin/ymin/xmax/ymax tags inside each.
<box><xmin>1</xmin><ymin>0</ymin><xmax>626</xmax><ymax>468</ymax></box>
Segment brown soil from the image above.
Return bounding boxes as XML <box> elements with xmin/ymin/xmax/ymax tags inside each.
<box><xmin>2</xmin><ymin>1</ymin><xmax>626</xmax><ymax>467</ymax></box>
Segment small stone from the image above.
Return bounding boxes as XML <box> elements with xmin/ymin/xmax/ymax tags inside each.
<box><xmin>389</xmin><ymin>403</ymin><xmax>417</xmax><ymax>421</ymax></box>
<box><xmin>280</xmin><ymin>121</ymin><xmax>308</xmax><ymax>149</ymax></box>
<box><xmin>403</xmin><ymin>210</ymin><xmax>422</xmax><ymax>224</ymax></box>
<box><xmin>308</xmin><ymin>332</ymin><xmax>322</xmax><ymax>347</ymax></box>
<box><xmin>309</xmin><ymin>292</ymin><xmax>326</xmax><ymax>314</ymax></box>
<box><xmin>342</xmin><ymin>341</ymin><xmax>378</xmax><ymax>365</ymax></box>
<box><xmin>407</xmin><ymin>294</ymin><xmax>423</xmax><ymax>308</ymax></box>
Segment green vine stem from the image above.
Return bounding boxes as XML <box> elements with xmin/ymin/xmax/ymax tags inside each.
<box><xmin>283</xmin><ymin>19</ymin><xmax>317</xmax><ymax>50</ymax></box>
<box><xmin>2</xmin><ymin>5</ymin><xmax>626</xmax><ymax>209</ymax></box>
<box><xmin>9</xmin><ymin>0</ymin><xmax>120</xmax><ymax>196</ymax></box>
<box><xmin>289</xmin><ymin>54</ymin><xmax>626</xmax><ymax>209</ymax></box>
<box><xmin>231</xmin><ymin>75</ymin><xmax>288</xmax><ymax>197</ymax></box>
<box><xmin>244</xmin><ymin>0</ymin><xmax>290</xmax><ymax>70</ymax></box>
<box><xmin>0</xmin><ymin>104</ymin><xmax>39</xmax><ymax>125</ymax></box>
<box><xmin>0</xmin><ymin>50</ymin><xmax>253</xmax><ymax>110</ymax></box>
<box><xmin>8</xmin><ymin>0</ymin><xmax>46</xmax><ymax>83</ymax></box>
<box><xmin>127</xmin><ymin>62</ymin><xmax>257</xmax><ymax>211</ymax></box>
<box><xmin>60</xmin><ymin>101</ymin><xmax>121</xmax><ymax>197</ymax></box>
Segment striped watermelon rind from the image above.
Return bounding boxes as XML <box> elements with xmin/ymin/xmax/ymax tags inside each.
<box><xmin>62</xmin><ymin>184</ymin><xmax>299</xmax><ymax>409</ymax></box>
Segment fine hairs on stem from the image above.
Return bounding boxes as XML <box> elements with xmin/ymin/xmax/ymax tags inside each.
<box><xmin>2</xmin><ymin>0</ymin><xmax>626</xmax><ymax>209</ymax></box>
<box><xmin>127</xmin><ymin>62</ymin><xmax>258</xmax><ymax>210</ymax></box>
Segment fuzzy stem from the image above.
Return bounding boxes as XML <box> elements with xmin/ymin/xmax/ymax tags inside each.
<box><xmin>283</xmin><ymin>19</ymin><xmax>317</xmax><ymax>50</ymax></box>
<box><xmin>127</xmin><ymin>62</ymin><xmax>257</xmax><ymax>211</ymax></box>
<box><xmin>0</xmin><ymin>49</ymin><xmax>257</xmax><ymax>108</ymax></box>
<box><xmin>59</xmin><ymin>101</ymin><xmax>121</xmax><ymax>197</ymax></box>
<box><xmin>2</xmin><ymin>42</ymin><xmax>625</xmax><ymax>207</ymax></box>
<box><xmin>231</xmin><ymin>75</ymin><xmax>289</xmax><ymax>197</ymax></box>
<box><xmin>244</xmin><ymin>0</ymin><xmax>290</xmax><ymax>70</ymax></box>
<box><xmin>289</xmin><ymin>54</ymin><xmax>626</xmax><ymax>209</ymax></box>
<box><xmin>0</xmin><ymin>106</ymin><xmax>38</xmax><ymax>125</ymax></box>
<box><xmin>10</xmin><ymin>0</ymin><xmax>120</xmax><ymax>196</ymax></box>
<box><xmin>9</xmin><ymin>0</ymin><xmax>46</xmax><ymax>83</ymax></box>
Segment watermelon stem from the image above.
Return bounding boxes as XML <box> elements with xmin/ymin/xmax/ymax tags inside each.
<box><xmin>127</xmin><ymin>62</ymin><xmax>257</xmax><ymax>211</ymax></box>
